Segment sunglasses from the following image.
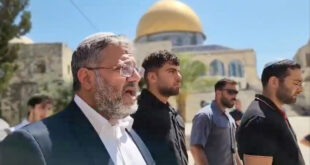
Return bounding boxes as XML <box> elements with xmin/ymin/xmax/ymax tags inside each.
<box><xmin>222</xmin><ymin>89</ymin><xmax>239</xmax><ymax>95</ymax></box>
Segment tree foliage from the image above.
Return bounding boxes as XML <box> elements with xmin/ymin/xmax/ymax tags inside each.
<box><xmin>176</xmin><ymin>54</ymin><xmax>206</xmax><ymax>120</ymax></box>
<box><xmin>39</xmin><ymin>82</ymin><xmax>74</xmax><ymax>114</ymax></box>
<box><xmin>0</xmin><ymin>0</ymin><xmax>31</xmax><ymax>93</ymax></box>
<box><xmin>179</xmin><ymin>55</ymin><xmax>206</xmax><ymax>90</ymax></box>
<box><xmin>175</xmin><ymin>54</ymin><xmax>217</xmax><ymax>121</ymax></box>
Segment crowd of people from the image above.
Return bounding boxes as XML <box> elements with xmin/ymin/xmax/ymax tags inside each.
<box><xmin>0</xmin><ymin>32</ymin><xmax>307</xmax><ymax>165</ymax></box>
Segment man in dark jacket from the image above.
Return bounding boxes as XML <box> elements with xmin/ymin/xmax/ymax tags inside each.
<box><xmin>132</xmin><ymin>50</ymin><xmax>188</xmax><ymax>165</ymax></box>
<box><xmin>0</xmin><ymin>33</ymin><xmax>154</xmax><ymax>165</ymax></box>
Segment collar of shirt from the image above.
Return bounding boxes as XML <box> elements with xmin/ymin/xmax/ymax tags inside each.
<box><xmin>255</xmin><ymin>94</ymin><xmax>287</xmax><ymax>121</ymax></box>
<box><xmin>74</xmin><ymin>94</ymin><xmax>133</xmax><ymax>139</ymax></box>
<box><xmin>21</xmin><ymin>118</ymin><xmax>30</xmax><ymax>125</ymax></box>
<box><xmin>210</xmin><ymin>101</ymin><xmax>235</xmax><ymax>127</ymax></box>
<box><xmin>10</xmin><ymin>118</ymin><xmax>30</xmax><ymax>132</ymax></box>
<box><xmin>138</xmin><ymin>89</ymin><xmax>170</xmax><ymax>109</ymax></box>
<box><xmin>74</xmin><ymin>95</ymin><xmax>146</xmax><ymax>165</ymax></box>
<box><xmin>211</xmin><ymin>101</ymin><xmax>227</xmax><ymax>115</ymax></box>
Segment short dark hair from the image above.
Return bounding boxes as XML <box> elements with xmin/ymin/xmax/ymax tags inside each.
<box><xmin>142</xmin><ymin>50</ymin><xmax>179</xmax><ymax>83</ymax></box>
<box><xmin>261</xmin><ymin>59</ymin><xmax>301</xmax><ymax>87</ymax></box>
<box><xmin>27</xmin><ymin>95</ymin><xmax>53</xmax><ymax>108</ymax></box>
<box><xmin>214</xmin><ymin>78</ymin><xmax>237</xmax><ymax>91</ymax></box>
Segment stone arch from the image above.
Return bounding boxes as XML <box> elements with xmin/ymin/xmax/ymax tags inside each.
<box><xmin>209</xmin><ymin>59</ymin><xmax>225</xmax><ymax>76</ymax></box>
<box><xmin>228</xmin><ymin>60</ymin><xmax>244</xmax><ymax>77</ymax></box>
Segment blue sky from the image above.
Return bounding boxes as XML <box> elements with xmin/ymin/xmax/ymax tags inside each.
<box><xmin>26</xmin><ymin>0</ymin><xmax>309</xmax><ymax>76</ymax></box>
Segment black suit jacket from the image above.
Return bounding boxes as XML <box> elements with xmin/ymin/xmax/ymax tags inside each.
<box><xmin>132</xmin><ymin>89</ymin><xmax>188</xmax><ymax>165</ymax></box>
<box><xmin>0</xmin><ymin>101</ymin><xmax>155</xmax><ymax>165</ymax></box>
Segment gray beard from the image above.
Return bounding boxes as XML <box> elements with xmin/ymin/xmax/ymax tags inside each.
<box><xmin>94</xmin><ymin>73</ymin><xmax>137</xmax><ymax>120</ymax></box>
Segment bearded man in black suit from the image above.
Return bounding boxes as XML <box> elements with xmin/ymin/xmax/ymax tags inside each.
<box><xmin>0</xmin><ymin>32</ymin><xmax>154</xmax><ymax>165</ymax></box>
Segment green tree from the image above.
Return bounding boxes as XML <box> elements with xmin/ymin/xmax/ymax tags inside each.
<box><xmin>37</xmin><ymin>78</ymin><xmax>74</xmax><ymax>114</ymax></box>
<box><xmin>52</xmin><ymin>84</ymin><xmax>74</xmax><ymax>113</ymax></box>
<box><xmin>42</xmin><ymin>82</ymin><xmax>74</xmax><ymax>114</ymax></box>
<box><xmin>0</xmin><ymin>0</ymin><xmax>31</xmax><ymax>93</ymax></box>
<box><xmin>176</xmin><ymin>54</ymin><xmax>216</xmax><ymax>121</ymax></box>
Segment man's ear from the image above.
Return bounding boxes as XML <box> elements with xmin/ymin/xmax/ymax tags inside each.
<box><xmin>77</xmin><ymin>68</ymin><xmax>94</xmax><ymax>90</ymax></box>
<box><xmin>215</xmin><ymin>89</ymin><xmax>221</xmax><ymax>97</ymax></box>
<box><xmin>29</xmin><ymin>106</ymin><xmax>35</xmax><ymax>113</ymax></box>
<box><xmin>147</xmin><ymin>72</ymin><xmax>157</xmax><ymax>84</ymax></box>
<box><xmin>269</xmin><ymin>76</ymin><xmax>279</xmax><ymax>88</ymax></box>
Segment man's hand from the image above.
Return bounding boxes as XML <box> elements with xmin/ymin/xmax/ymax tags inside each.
<box><xmin>190</xmin><ymin>145</ymin><xmax>208</xmax><ymax>165</ymax></box>
<box><xmin>235</xmin><ymin>153</ymin><xmax>243</xmax><ymax>165</ymax></box>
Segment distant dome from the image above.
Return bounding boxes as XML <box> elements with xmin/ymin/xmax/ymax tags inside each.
<box><xmin>9</xmin><ymin>36</ymin><xmax>34</xmax><ymax>44</ymax></box>
<box><xmin>136</xmin><ymin>0</ymin><xmax>205</xmax><ymax>40</ymax></box>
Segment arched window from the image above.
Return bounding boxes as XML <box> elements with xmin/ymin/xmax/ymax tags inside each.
<box><xmin>228</xmin><ymin>60</ymin><xmax>244</xmax><ymax>77</ymax></box>
<box><xmin>209</xmin><ymin>60</ymin><xmax>225</xmax><ymax>76</ymax></box>
<box><xmin>191</xmin><ymin>34</ymin><xmax>197</xmax><ymax>45</ymax></box>
<box><xmin>176</xmin><ymin>37</ymin><xmax>182</xmax><ymax>46</ymax></box>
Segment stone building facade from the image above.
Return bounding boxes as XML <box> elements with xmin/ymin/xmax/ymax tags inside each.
<box><xmin>1</xmin><ymin>39</ymin><xmax>72</xmax><ymax>125</ymax></box>
<box><xmin>294</xmin><ymin>40</ymin><xmax>310</xmax><ymax>114</ymax></box>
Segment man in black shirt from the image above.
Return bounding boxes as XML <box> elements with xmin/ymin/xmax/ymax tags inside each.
<box><xmin>236</xmin><ymin>59</ymin><xmax>305</xmax><ymax>165</ymax></box>
<box><xmin>132</xmin><ymin>50</ymin><xmax>188</xmax><ymax>165</ymax></box>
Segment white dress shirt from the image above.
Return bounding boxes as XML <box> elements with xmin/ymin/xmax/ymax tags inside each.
<box><xmin>74</xmin><ymin>95</ymin><xmax>146</xmax><ymax>165</ymax></box>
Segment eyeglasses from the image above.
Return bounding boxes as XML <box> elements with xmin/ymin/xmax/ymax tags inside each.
<box><xmin>85</xmin><ymin>63</ymin><xmax>144</xmax><ymax>78</ymax></box>
<box><xmin>222</xmin><ymin>89</ymin><xmax>239</xmax><ymax>95</ymax></box>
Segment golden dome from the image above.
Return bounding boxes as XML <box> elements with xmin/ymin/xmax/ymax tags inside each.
<box><xmin>136</xmin><ymin>0</ymin><xmax>205</xmax><ymax>40</ymax></box>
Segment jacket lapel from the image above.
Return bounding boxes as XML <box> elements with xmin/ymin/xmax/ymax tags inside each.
<box><xmin>68</xmin><ymin>101</ymin><xmax>112</xmax><ymax>165</ymax></box>
<box><xmin>67</xmin><ymin>101</ymin><xmax>155</xmax><ymax>165</ymax></box>
<box><xmin>127</xmin><ymin>129</ymin><xmax>155</xmax><ymax>165</ymax></box>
